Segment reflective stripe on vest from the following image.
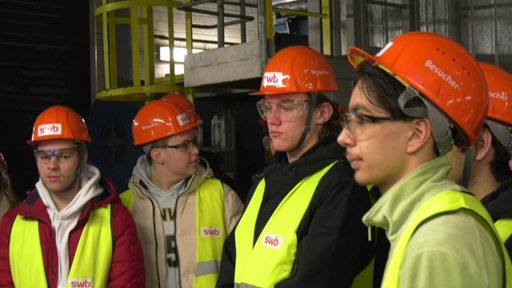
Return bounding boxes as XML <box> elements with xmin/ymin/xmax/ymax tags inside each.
<box><xmin>10</xmin><ymin>205</ymin><xmax>113</xmax><ymax>288</ymax></box>
<box><xmin>194</xmin><ymin>178</ymin><xmax>226</xmax><ymax>288</ymax></box>
<box><xmin>234</xmin><ymin>161</ymin><xmax>337</xmax><ymax>288</ymax></box>
<box><xmin>382</xmin><ymin>190</ymin><xmax>512</xmax><ymax>288</ymax></box>
<box><xmin>496</xmin><ymin>219</ymin><xmax>512</xmax><ymax>244</ymax></box>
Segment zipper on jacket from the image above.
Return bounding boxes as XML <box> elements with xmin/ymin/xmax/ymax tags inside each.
<box><xmin>149</xmin><ymin>196</ymin><xmax>163</xmax><ymax>288</ymax></box>
<box><xmin>175</xmin><ymin>192</ymin><xmax>182</xmax><ymax>287</ymax></box>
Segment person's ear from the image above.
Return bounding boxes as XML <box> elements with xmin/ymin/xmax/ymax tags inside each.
<box><xmin>406</xmin><ymin>118</ymin><xmax>432</xmax><ymax>154</ymax></box>
<box><xmin>316</xmin><ymin>102</ymin><xmax>333</xmax><ymax>124</ymax></box>
<box><xmin>474</xmin><ymin>129</ymin><xmax>493</xmax><ymax>161</ymax></box>
<box><xmin>150</xmin><ymin>148</ymin><xmax>165</xmax><ymax>165</ymax></box>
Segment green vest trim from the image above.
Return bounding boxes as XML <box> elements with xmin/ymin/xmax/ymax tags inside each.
<box><xmin>382</xmin><ymin>190</ymin><xmax>512</xmax><ymax>288</ymax></box>
<box><xmin>234</xmin><ymin>161</ymin><xmax>337</xmax><ymax>287</ymax></box>
<box><xmin>10</xmin><ymin>205</ymin><xmax>113</xmax><ymax>288</ymax></box>
<box><xmin>194</xmin><ymin>178</ymin><xmax>227</xmax><ymax>288</ymax></box>
<box><xmin>496</xmin><ymin>219</ymin><xmax>512</xmax><ymax>244</ymax></box>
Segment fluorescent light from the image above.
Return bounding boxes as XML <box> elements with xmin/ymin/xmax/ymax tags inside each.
<box><xmin>159</xmin><ymin>46</ymin><xmax>203</xmax><ymax>62</ymax></box>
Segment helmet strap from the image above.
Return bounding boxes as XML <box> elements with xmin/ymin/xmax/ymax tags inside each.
<box><xmin>461</xmin><ymin>147</ymin><xmax>475</xmax><ymax>188</ymax></box>
<box><xmin>296</xmin><ymin>92</ymin><xmax>317</xmax><ymax>149</ymax></box>
<box><xmin>398</xmin><ymin>86</ymin><xmax>454</xmax><ymax>156</ymax></box>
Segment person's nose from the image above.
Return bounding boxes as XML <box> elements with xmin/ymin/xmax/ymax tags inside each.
<box><xmin>266</xmin><ymin>106</ymin><xmax>281</xmax><ymax>125</ymax></box>
<box><xmin>190</xmin><ymin>143</ymin><xmax>200</xmax><ymax>155</ymax></box>
<box><xmin>47</xmin><ymin>155</ymin><xmax>60</xmax><ymax>169</ymax></box>
<box><xmin>337</xmin><ymin>129</ymin><xmax>354</xmax><ymax>147</ymax></box>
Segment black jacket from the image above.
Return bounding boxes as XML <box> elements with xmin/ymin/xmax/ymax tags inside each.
<box><xmin>217</xmin><ymin>136</ymin><xmax>375</xmax><ymax>287</ymax></box>
<box><xmin>481</xmin><ymin>177</ymin><xmax>512</xmax><ymax>257</ymax></box>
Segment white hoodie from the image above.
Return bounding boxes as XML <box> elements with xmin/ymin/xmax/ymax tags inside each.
<box><xmin>36</xmin><ymin>164</ymin><xmax>104</xmax><ymax>288</ymax></box>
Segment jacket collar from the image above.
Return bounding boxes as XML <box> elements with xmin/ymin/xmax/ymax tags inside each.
<box><xmin>363</xmin><ymin>156</ymin><xmax>463</xmax><ymax>244</ymax></box>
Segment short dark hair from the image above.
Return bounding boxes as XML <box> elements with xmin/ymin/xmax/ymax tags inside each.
<box><xmin>313</xmin><ymin>93</ymin><xmax>341</xmax><ymax>138</ymax></box>
<box><xmin>356</xmin><ymin>61</ymin><xmax>412</xmax><ymax>120</ymax></box>
<box><xmin>490</xmin><ymin>131</ymin><xmax>512</xmax><ymax>183</ymax></box>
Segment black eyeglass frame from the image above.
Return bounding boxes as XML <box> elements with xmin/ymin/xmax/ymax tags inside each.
<box><xmin>154</xmin><ymin>139</ymin><xmax>199</xmax><ymax>151</ymax></box>
<box><xmin>340</xmin><ymin>112</ymin><xmax>396</xmax><ymax>130</ymax></box>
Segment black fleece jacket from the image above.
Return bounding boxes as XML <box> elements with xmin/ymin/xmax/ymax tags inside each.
<box><xmin>217</xmin><ymin>136</ymin><xmax>375</xmax><ymax>287</ymax></box>
<box><xmin>481</xmin><ymin>177</ymin><xmax>512</xmax><ymax>257</ymax></box>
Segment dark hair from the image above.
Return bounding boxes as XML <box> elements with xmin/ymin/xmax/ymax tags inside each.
<box><xmin>314</xmin><ymin>92</ymin><xmax>341</xmax><ymax>138</ymax></box>
<box><xmin>490</xmin><ymin>132</ymin><xmax>512</xmax><ymax>183</ymax></box>
<box><xmin>357</xmin><ymin>61</ymin><xmax>469</xmax><ymax>154</ymax></box>
<box><xmin>0</xmin><ymin>158</ymin><xmax>19</xmax><ymax>209</ymax></box>
<box><xmin>356</xmin><ymin>61</ymin><xmax>411</xmax><ymax>120</ymax></box>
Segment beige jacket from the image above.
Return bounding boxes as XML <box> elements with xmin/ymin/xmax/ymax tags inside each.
<box><xmin>121</xmin><ymin>157</ymin><xmax>243</xmax><ymax>288</ymax></box>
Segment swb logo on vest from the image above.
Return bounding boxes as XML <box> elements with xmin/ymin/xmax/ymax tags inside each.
<box><xmin>262</xmin><ymin>233</ymin><xmax>283</xmax><ymax>249</ymax></box>
<box><xmin>69</xmin><ymin>279</ymin><xmax>93</xmax><ymax>287</ymax></box>
<box><xmin>201</xmin><ymin>227</ymin><xmax>222</xmax><ymax>237</ymax></box>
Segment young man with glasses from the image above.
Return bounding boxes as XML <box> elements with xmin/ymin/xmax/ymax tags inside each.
<box><xmin>338</xmin><ymin>31</ymin><xmax>512</xmax><ymax>286</ymax></box>
<box><xmin>447</xmin><ymin>62</ymin><xmax>512</xmax><ymax>258</ymax></box>
<box><xmin>217</xmin><ymin>45</ymin><xmax>375</xmax><ymax>287</ymax></box>
<box><xmin>121</xmin><ymin>98</ymin><xmax>243</xmax><ymax>288</ymax></box>
<box><xmin>0</xmin><ymin>105</ymin><xmax>145</xmax><ymax>287</ymax></box>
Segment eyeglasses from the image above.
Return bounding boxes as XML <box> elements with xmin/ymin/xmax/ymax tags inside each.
<box><xmin>34</xmin><ymin>148</ymin><xmax>80</xmax><ymax>164</ymax></box>
<box><xmin>340</xmin><ymin>112</ymin><xmax>396</xmax><ymax>133</ymax></box>
<box><xmin>256</xmin><ymin>98</ymin><xmax>309</xmax><ymax>121</ymax></box>
<box><xmin>155</xmin><ymin>139</ymin><xmax>199</xmax><ymax>153</ymax></box>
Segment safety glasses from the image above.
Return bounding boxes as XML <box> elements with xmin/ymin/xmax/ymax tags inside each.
<box><xmin>34</xmin><ymin>148</ymin><xmax>80</xmax><ymax>164</ymax></box>
<box><xmin>256</xmin><ymin>98</ymin><xmax>309</xmax><ymax>121</ymax></box>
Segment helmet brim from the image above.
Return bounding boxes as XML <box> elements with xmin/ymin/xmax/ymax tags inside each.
<box><xmin>249</xmin><ymin>90</ymin><xmax>265</xmax><ymax>96</ymax></box>
<box><xmin>348</xmin><ymin>46</ymin><xmax>378</xmax><ymax>69</ymax></box>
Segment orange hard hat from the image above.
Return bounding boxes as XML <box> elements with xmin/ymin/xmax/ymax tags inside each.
<box><xmin>27</xmin><ymin>105</ymin><xmax>91</xmax><ymax>146</ymax></box>
<box><xmin>132</xmin><ymin>100</ymin><xmax>199</xmax><ymax>146</ymax></box>
<box><xmin>250</xmin><ymin>45</ymin><xmax>338</xmax><ymax>96</ymax></box>
<box><xmin>160</xmin><ymin>92</ymin><xmax>201</xmax><ymax>124</ymax></box>
<box><xmin>348</xmin><ymin>31</ymin><xmax>488</xmax><ymax>147</ymax></box>
<box><xmin>479</xmin><ymin>62</ymin><xmax>512</xmax><ymax>126</ymax></box>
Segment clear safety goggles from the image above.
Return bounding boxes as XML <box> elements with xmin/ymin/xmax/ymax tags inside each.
<box><xmin>34</xmin><ymin>148</ymin><xmax>80</xmax><ymax>164</ymax></box>
<box><xmin>256</xmin><ymin>98</ymin><xmax>309</xmax><ymax>122</ymax></box>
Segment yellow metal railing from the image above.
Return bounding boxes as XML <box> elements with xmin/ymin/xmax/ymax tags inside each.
<box><xmin>266</xmin><ymin>0</ymin><xmax>332</xmax><ymax>56</ymax></box>
<box><xmin>94</xmin><ymin>0</ymin><xmax>183</xmax><ymax>101</ymax></box>
<box><xmin>93</xmin><ymin>0</ymin><xmax>333</xmax><ymax>101</ymax></box>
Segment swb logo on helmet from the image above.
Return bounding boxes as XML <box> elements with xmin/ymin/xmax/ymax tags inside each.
<box><xmin>262</xmin><ymin>72</ymin><xmax>290</xmax><ymax>88</ymax></box>
<box><xmin>37</xmin><ymin>123</ymin><xmax>63</xmax><ymax>137</ymax></box>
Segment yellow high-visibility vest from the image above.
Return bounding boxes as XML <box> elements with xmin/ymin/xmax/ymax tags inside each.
<box><xmin>495</xmin><ymin>218</ymin><xmax>512</xmax><ymax>245</ymax></box>
<box><xmin>10</xmin><ymin>205</ymin><xmax>113</xmax><ymax>288</ymax></box>
<box><xmin>234</xmin><ymin>162</ymin><xmax>337</xmax><ymax>288</ymax></box>
<box><xmin>121</xmin><ymin>177</ymin><xmax>227</xmax><ymax>287</ymax></box>
<box><xmin>382</xmin><ymin>191</ymin><xmax>512</xmax><ymax>288</ymax></box>
<box><xmin>194</xmin><ymin>178</ymin><xmax>227</xmax><ymax>287</ymax></box>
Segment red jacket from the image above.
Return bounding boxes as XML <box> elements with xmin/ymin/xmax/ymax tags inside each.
<box><xmin>0</xmin><ymin>176</ymin><xmax>145</xmax><ymax>287</ymax></box>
